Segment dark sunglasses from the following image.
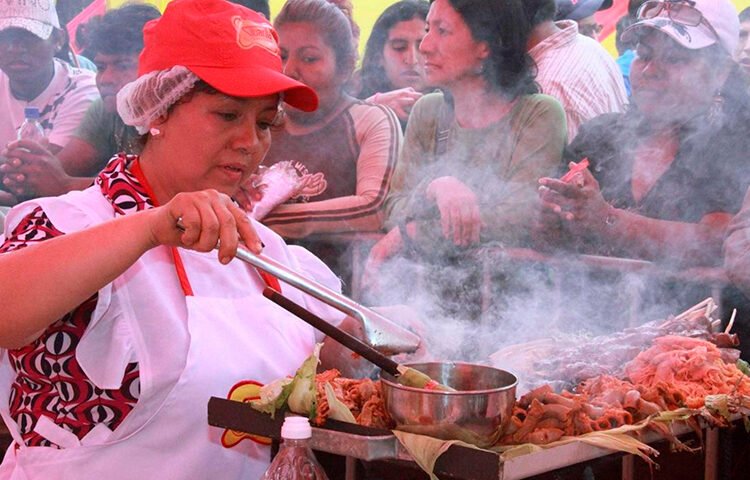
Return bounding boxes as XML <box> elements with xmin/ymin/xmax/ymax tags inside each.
<box><xmin>637</xmin><ymin>0</ymin><xmax>720</xmax><ymax>40</ymax></box>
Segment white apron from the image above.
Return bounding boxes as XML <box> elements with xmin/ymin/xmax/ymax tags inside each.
<box><xmin>0</xmin><ymin>187</ymin><xmax>343</xmax><ymax>479</ymax></box>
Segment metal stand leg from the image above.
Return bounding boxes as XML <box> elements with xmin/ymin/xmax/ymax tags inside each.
<box><xmin>705</xmin><ymin>427</ymin><xmax>719</xmax><ymax>480</ymax></box>
<box><xmin>345</xmin><ymin>456</ymin><xmax>357</xmax><ymax>480</ymax></box>
<box><xmin>621</xmin><ymin>454</ymin><xmax>634</xmax><ymax>480</ymax></box>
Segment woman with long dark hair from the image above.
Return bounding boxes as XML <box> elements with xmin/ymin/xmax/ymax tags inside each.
<box><xmin>357</xmin><ymin>0</ymin><xmax>430</xmax><ymax>125</ymax></box>
<box><xmin>364</xmin><ymin>0</ymin><xmax>565</xmax><ymax>321</ymax></box>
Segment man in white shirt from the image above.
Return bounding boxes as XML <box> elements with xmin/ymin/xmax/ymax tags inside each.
<box><xmin>523</xmin><ymin>0</ymin><xmax>628</xmax><ymax>140</ymax></box>
<box><xmin>0</xmin><ymin>0</ymin><xmax>98</xmax><ymax>205</ymax></box>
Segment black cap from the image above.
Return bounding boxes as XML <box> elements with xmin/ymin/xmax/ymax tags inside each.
<box><xmin>556</xmin><ymin>0</ymin><xmax>613</xmax><ymax>21</ymax></box>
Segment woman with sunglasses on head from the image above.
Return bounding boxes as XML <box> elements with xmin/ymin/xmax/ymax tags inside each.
<box><xmin>0</xmin><ymin>0</ymin><xmax>383</xmax><ymax>477</ymax></box>
<box><xmin>259</xmin><ymin>0</ymin><xmax>401</xmax><ymax>285</ymax></box>
<box><xmin>356</xmin><ymin>0</ymin><xmax>430</xmax><ymax>127</ymax></box>
<box><xmin>538</xmin><ymin>0</ymin><xmax>750</xmax><ymax>270</ymax></box>
<box><xmin>363</xmin><ymin>0</ymin><xmax>566</xmax><ymax>311</ymax></box>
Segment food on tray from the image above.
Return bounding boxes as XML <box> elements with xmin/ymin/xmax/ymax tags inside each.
<box><xmin>502</xmin><ymin>334</ymin><xmax>750</xmax><ymax>446</ymax></box>
<box><xmin>492</xmin><ymin>299</ymin><xmax>731</xmax><ymax>392</ymax></box>
<box><xmin>314</xmin><ymin>368</ymin><xmax>392</xmax><ymax>429</ymax></box>
<box><xmin>625</xmin><ymin>335</ymin><xmax>750</xmax><ymax>408</ymax></box>
<box><xmin>249</xmin><ymin>299</ymin><xmax>750</xmax><ymax>459</ymax></box>
<box><xmin>251</xmin><ymin>345</ymin><xmax>394</xmax><ymax>429</ymax></box>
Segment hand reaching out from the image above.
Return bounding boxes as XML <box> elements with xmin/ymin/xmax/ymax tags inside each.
<box><xmin>369</xmin><ymin>87</ymin><xmax>423</xmax><ymax>122</ymax></box>
<box><xmin>361</xmin><ymin>227</ymin><xmax>405</xmax><ymax>294</ymax></box>
<box><xmin>537</xmin><ymin>165</ymin><xmax>612</xmax><ymax>236</ymax></box>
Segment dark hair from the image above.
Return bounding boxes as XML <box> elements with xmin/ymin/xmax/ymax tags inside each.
<box><xmin>228</xmin><ymin>0</ymin><xmax>270</xmax><ymax>19</ymax></box>
<box><xmin>326</xmin><ymin>0</ymin><xmax>360</xmax><ymax>44</ymax></box>
<box><xmin>274</xmin><ymin>0</ymin><xmax>357</xmax><ymax>79</ymax></box>
<box><xmin>52</xmin><ymin>27</ymin><xmax>76</xmax><ymax>67</ymax></box>
<box><xmin>521</xmin><ymin>0</ymin><xmax>556</xmax><ymax>26</ymax></box>
<box><xmin>87</xmin><ymin>4</ymin><xmax>160</xmax><ymax>58</ymax></box>
<box><xmin>358</xmin><ymin>0</ymin><xmax>429</xmax><ymax>98</ymax></box>
<box><xmin>445</xmin><ymin>0</ymin><xmax>538</xmax><ymax>98</ymax></box>
<box><xmin>627</xmin><ymin>0</ymin><xmax>648</xmax><ymax>19</ymax></box>
<box><xmin>740</xmin><ymin>6</ymin><xmax>750</xmax><ymax>23</ymax></box>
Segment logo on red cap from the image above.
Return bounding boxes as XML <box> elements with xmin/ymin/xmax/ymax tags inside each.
<box><xmin>232</xmin><ymin>16</ymin><xmax>279</xmax><ymax>55</ymax></box>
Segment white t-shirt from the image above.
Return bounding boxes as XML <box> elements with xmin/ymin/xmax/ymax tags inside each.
<box><xmin>0</xmin><ymin>59</ymin><xmax>99</xmax><ymax>149</ymax></box>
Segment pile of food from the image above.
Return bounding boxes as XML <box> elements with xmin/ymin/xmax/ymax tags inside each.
<box><xmin>503</xmin><ymin>334</ymin><xmax>750</xmax><ymax>446</ymax></box>
<box><xmin>490</xmin><ymin>299</ymin><xmax>738</xmax><ymax>392</ymax></box>
<box><xmin>251</xmin><ymin>344</ymin><xmax>393</xmax><ymax>429</ymax></box>
<box><xmin>250</xmin><ymin>299</ymin><xmax>750</xmax><ymax>454</ymax></box>
<box><xmin>313</xmin><ymin>369</ymin><xmax>392</xmax><ymax>429</ymax></box>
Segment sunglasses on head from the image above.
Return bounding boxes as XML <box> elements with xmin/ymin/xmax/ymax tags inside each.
<box><xmin>637</xmin><ymin>0</ymin><xmax>720</xmax><ymax>39</ymax></box>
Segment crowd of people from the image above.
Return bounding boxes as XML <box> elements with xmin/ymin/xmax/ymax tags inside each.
<box><xmin>3</xmin><ymin>0</ymin><xmax>750</xmax><ymax>476</ymax></box>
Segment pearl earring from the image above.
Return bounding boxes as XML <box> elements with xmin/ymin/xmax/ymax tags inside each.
<box><xmin>149</xmin><ymin>127</ymin><xmax>161</xmax><ymax>136</ymax></box>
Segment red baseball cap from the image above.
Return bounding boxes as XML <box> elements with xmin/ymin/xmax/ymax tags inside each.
<box><xmin>137</xmin><ymin>0</ymin><xmax>318</xmax><ymax>111</ymax></box>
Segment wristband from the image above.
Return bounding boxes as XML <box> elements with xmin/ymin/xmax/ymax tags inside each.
<box><xmin>604</xmin><ymin>207</ymin><xmax>618</xmax><ymax>227</ymax></box>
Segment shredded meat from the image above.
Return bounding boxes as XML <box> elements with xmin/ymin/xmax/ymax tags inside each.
<box><xmin>312</xmin><ymin>370</ymin><xmax>394</xmax><ymax>429</ymax></box>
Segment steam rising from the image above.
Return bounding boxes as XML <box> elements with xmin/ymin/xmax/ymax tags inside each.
<box><xmin>367</xmin><ymin>249</ymin><xmax>714</xmax><ymax>366</ymax></box>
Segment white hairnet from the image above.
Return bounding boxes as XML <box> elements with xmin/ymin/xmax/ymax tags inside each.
<box><xmin>117</xmin><ymin>65</ymin><xmax>201</xmax><ymax>135</ymax></box>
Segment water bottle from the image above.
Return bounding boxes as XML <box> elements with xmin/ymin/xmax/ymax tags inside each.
<box><xmin>260</xmin><ymin>416</ymin><xmax>330</xmax><ymax>480</ymax></box>
<box><xmin>17</xmin><ymin>107</ymin><xmax>45</xmax><ymax>142</ymax></box>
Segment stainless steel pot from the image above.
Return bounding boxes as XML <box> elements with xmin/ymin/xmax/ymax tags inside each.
<box><xmin>380</xmin><ymin>362</ymin><xmax>517</xmax><ymax>448</ymax></box>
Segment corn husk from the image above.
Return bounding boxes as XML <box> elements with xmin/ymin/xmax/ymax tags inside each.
<box><xmin>324</xmin><ymin>382</ymin><xmax>356</xmax><ymax>423</ymax></box>
<box><xmin>393</xmin><ymin>430</ymin><xmax>484</xmax><ymax>480</ymax></box>
<box><xmin>394</xmin><ymin>422</ymin><xmax>658</xmax><ymax>480</ymax></box>
<box><xmin>396</xmin><ymin>365</ymin><xmax>456</xmax><ymax>392</ymax></box>
<box><xmin>494</xmin><ymin>421</ymin><xmax>658</xmax><ymax>465</ymax></box>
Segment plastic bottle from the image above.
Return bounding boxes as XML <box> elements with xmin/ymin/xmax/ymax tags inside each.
<box><xmin>17</xmin><ymin>106</ymin><xmax>45</xmax><ymax>143</ymax></box>
<box><xmin>260</xmin><ymin>416</ymin><xmax>330</xmax><ymax>480</ymax></box>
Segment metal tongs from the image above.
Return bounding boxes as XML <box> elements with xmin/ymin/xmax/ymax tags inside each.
<box><xmin>175</xmin><ymin>219</ymin><xmax>420</xmax><ymax>354</ymax></box>
<box><xmin>235</xmin><ymin>246</ymin><xmax>421</xmax><ymax>355</ymax></box>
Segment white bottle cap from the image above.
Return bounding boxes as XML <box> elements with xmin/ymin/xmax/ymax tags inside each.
<box><xmin>280</xmin><ymin>415</ymin><xmax>312</xmax><ymax>440</ymax></box>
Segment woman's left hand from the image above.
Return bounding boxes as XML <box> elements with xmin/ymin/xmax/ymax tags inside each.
<box><xmin>426</xmin><ymin>176</ymin><xmax>482</xmax><ymax>247</ymax></box>
<box><xmin>537</xmin><ymin>166</ymin><xmax>611</xmax><ymax>235</ymax></box>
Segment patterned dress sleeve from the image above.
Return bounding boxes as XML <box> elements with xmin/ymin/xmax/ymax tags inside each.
<box><xmin>0</xmin><ymin>207</ymin><xmax>64</xmax><ymax>253</ymax></box>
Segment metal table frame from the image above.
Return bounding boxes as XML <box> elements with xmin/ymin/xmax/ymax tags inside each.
<box><xmin>207</xmin><ymin>397</ymin><xmax>726</xmax><ymax>480</ymax></box>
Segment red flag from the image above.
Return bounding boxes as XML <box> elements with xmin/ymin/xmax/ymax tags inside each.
<box><xmin>595</xmin><ymin>0</ymin><xmax>629</xmax><ymax>41</ymax></box>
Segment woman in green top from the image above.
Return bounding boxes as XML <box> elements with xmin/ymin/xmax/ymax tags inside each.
<box><xmin>364</xmin><ymin>0</ymin><xmax>566</xmax><ymax>287</ymax></box>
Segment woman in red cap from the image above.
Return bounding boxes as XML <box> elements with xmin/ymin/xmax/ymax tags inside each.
<box><xmin>0</xmin><ymin>0</ymin><xmax>368</xmax><ymax>477</ymax></box>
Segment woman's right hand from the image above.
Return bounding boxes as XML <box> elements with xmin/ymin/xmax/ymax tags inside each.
<box><xmin>368</xmin><ymin>87</ymin><xmax>423</xmax><ymax>122</ymax></box>
<box><xmin>426</xmin><ymin>176</ymin><xmax>481</xmax><ymax>247</ymax></box>
<box><xmin>361</xmin><ymin>227</ymin><xmax>405</xmax><ymax>294</ymax></box>
<box><xmin>147</xmin><ymin>189</ymin><xmax>262</xmax><ymax>264</ymax></box>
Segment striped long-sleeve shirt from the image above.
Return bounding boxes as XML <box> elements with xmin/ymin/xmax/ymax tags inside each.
<box><xmin>530</xmin><ymin>20</ymin><xmax>628</xmax><ymax>140</ymax></box>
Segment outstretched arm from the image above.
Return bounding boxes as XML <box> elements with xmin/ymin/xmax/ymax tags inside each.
<box><xmin>0</xmin><ymin>190</ymin><xmax>261</xmax><ymax>348</ymax></box>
